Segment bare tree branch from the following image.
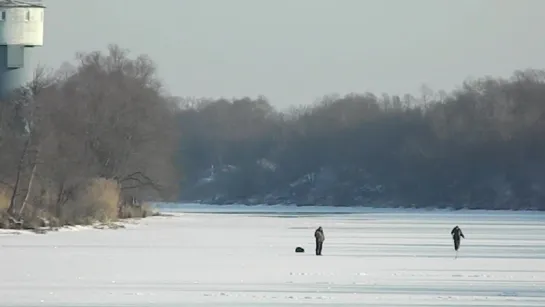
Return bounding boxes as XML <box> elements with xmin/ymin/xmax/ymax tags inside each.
<box><xmin>116</xmin><ymin>171</ymin><xmax>163</xmax><ymax>191</ymax></box>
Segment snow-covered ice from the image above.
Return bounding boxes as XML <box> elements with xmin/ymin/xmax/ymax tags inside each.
<box><xmin>1</xmin><ymin>205</ymin><xmax>544</xmax><ymax>306</ymax></box>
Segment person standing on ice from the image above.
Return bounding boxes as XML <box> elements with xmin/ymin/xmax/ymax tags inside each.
<box><xmin>451</xmin><ymin>225</ymin><xmax>465</xmax><ymax>255</ymax></box>
<box><xmin>314</xmin><ymin>226</ymin><xmax>325</xmax><ymax>256</ymax></box>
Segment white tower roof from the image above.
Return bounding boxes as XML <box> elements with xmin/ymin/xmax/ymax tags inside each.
<box><xmin>0</xmin><ymin>1</ymin><xmax>45</xmax><ymax>8</ymax></box>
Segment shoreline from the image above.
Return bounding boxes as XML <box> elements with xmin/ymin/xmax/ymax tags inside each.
<box><xmin>154</xmin><ymin>202</ymin><xmax>545</xmax><ymax>214</ymax></box>
<box><xmin>0</xmin><ymin>212</ymin><xmax>174</xmax><ymax>235</ymax></box>
<box><xmin>175</xmin><ymin>194</ymin><xmax>545</xmax><ymax>212</ymax></box>
<box><xmin>0</xmin><ymin>219</ymin><xmax>137</xmax><ymax>236</ymax></box>
<box><xmin>5</xmin><ymin>203</ymin><xmax>545</xmax><ymax>236</ymax></box>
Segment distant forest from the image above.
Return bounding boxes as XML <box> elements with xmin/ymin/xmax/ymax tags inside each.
<box><xmin>176</xmin><ymin>69</ymin><xmax>545</xmax><ymax>211</ymax></box>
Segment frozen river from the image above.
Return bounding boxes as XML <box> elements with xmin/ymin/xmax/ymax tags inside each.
<box><xmin>1</xmin><ymin>205</ymin><xmax>545</xmax><ymax>306</ymax></box>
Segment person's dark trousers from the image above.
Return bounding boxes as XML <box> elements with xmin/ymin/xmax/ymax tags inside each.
<box><xmin>454</xmin><ymin>237</ymin><xmax>460</xmax><ymax>251</ymax></box>
<box><xmin>315</xmin><ymin>239</ymin><xmax>323</xmax><ymax>255</ymax></box>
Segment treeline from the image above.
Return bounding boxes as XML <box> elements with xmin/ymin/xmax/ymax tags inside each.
<box><xmin>177</xmin><ymin>69</ymin><xmax>545</xmax><ymax>210</ymax></box>
<box><xmin>0</xmin><ymin>45</ymin><xmax>180</xmax><ymax>230</ymax></box>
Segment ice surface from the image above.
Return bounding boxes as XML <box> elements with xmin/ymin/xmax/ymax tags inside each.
<box><xmin>1</xmin><ymin>204</ymin><xmax>544</xmax><ymax>306</ymax></box>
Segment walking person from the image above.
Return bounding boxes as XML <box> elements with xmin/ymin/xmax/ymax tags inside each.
<box><xmin>451</xmin><ymin>225</ymin><xmax>465</xmax><ymax>258</ymax></box>
<box><xmin>314</xmin><ymin>226</ymin><xmax>325</xmax><ymax>256</ymax></box>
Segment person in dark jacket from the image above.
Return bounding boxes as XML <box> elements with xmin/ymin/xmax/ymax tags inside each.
<box><xmin>314</xmin><ymin>226</ymin><xmax>325</xmax><ymax>256</ymax></box>
<box><xmin>451</xmin><ymin>225</ymin><xmax>465</xmax><ymax>253</ymax></box>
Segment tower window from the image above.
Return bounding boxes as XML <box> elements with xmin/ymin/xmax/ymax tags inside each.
<box><xmin>0</xmin><ymin>11</ymin><xmax>5</xmax><ymax>21</ymax></box>
<box><xmin>25</xmin><ymin>10</ymin><xmax>30</xmax><ymax>21</ymax></box>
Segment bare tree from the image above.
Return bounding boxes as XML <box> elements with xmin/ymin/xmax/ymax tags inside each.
<box><xmin>1</xmin><ymin>44</ymin><xmax>182</xmax><ymax>228</ymax></box>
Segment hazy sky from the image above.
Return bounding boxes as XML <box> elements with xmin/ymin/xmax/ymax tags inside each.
<box><xmin>31</xmin><ymin>0</ymin><xmax>545</xmax><ymax>108</ymax></box>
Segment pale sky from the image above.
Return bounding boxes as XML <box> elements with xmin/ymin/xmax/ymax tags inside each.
<box><xmin>30</xmin><ymin>0</ymin><xmax>545</xmax><ymax>108</ymax></box>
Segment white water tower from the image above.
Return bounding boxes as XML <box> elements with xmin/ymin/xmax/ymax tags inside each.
<box><xmin>0</xmin><ymin>0</ymin><xmax>44</xmax><ymax>99</ymax></box>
